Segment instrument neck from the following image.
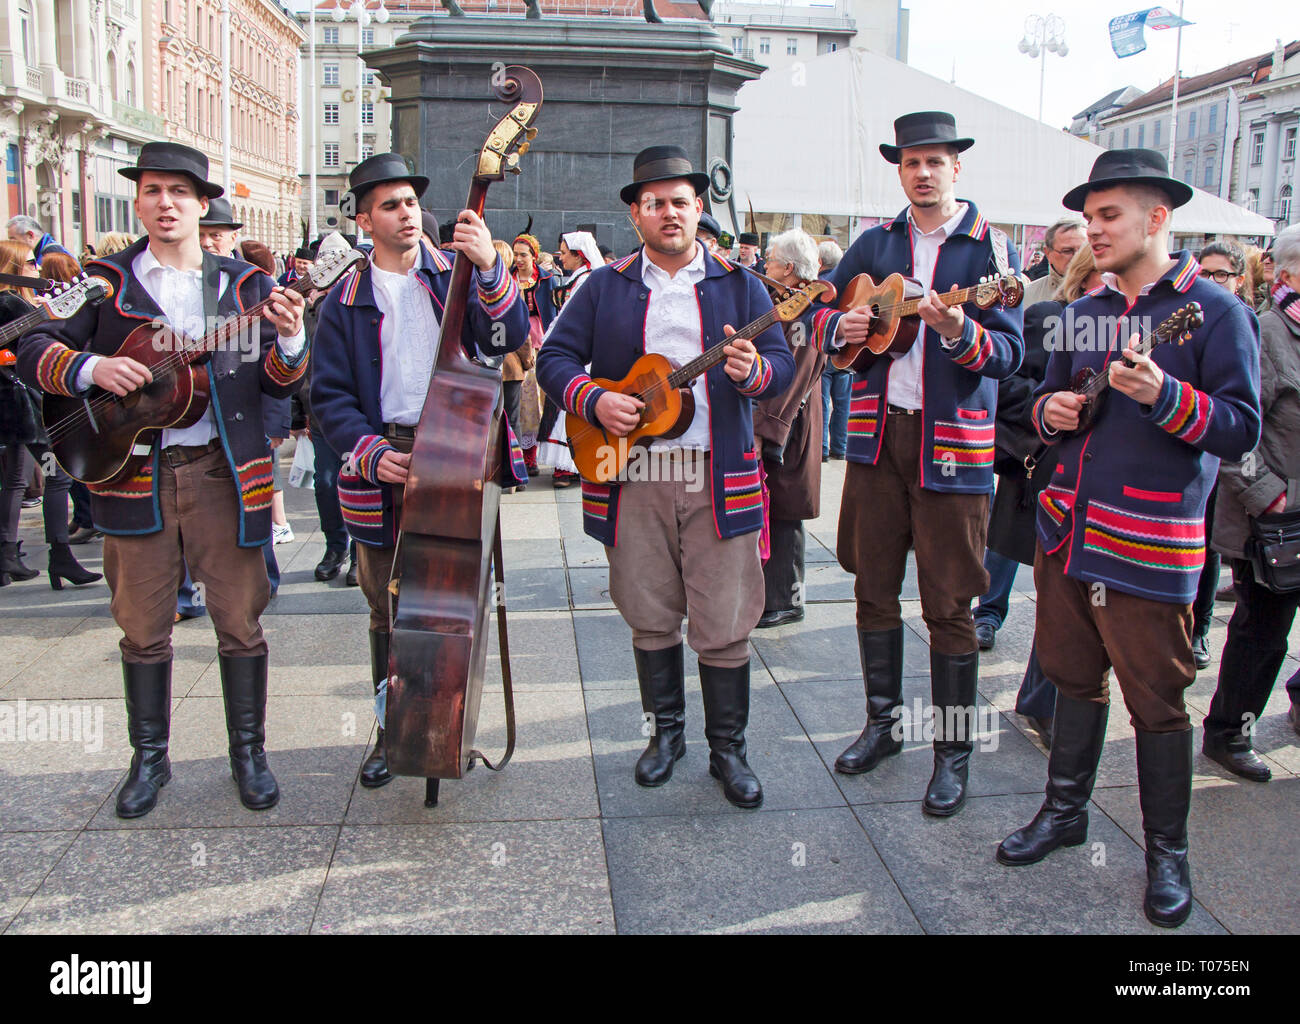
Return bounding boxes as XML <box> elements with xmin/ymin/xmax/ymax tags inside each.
<box><xmin>177</xmin><ymin>272</ymin><xmax>315</xmax><ymax>364</ymax></box>
<box><xmin>0</xmin><ymin>302</ymin><xmax>52</xmax><ymax>348</ymax></box>
<box><xmin>667</xmin><ymin>307</ymin><xmax>781</xmax><ymax>388</ymax></box>
<box><xmin>897</xmin><ymin>284</ymin><xmax>978</xmax><ymax>318</ymax></box>
<box><xmin>1080</xmin><ymin>326</ymin><xmax>1166</xmax><ymax>400</ymax></box>
<box><xmin>434</xmin><ymin>180</ymin><xmax>489</xmax><ymax>373</ymax></box>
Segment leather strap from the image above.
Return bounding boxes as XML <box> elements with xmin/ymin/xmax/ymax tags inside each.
<box><xmin>469</xmin><ymin>509</ymin><xmax>516</xmax><ymax>772</ymax></box>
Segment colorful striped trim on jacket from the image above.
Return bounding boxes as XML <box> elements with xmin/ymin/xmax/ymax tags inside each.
<box><xmin>351</xmin><ymin>434</ymin><xmax>394</xmax><ymax>486</ymax></box>
<box><xmin>1150</xmin><ymin>376</ymin><xmax>1213</xmax><ymax>446</ymax></box>
<box><xmin>562</xmin><ymin>374</ymin><xmax>606</xmax><ymax>423</ymax></box>
<box><xmin>723</xmin><ymin>464</ymin><xmax>763</xmax><ymax>515</ymax></box>
<box><xmin>811</xmin><ymin>307</ymin><xmax>841</xmax><ymax>353</ymax></box>
<box><xmin>1082</xmin><ymin>500</ymin><xmax>1205</xmax><ymax>573</ymax></box>
<box><xmin>945</xmin><ymin>319</ymin><xmax>994</xmax><ymax>372</ymax></box>
<box><xmin>88</xmin><ymin>461</ymin><xmax>154</xmax><ymax>500</ymax></box>
<box><xmin>264</xmin><ymin>336</ymin><xmax>310</xmax><ymax>387</ymax></box>
<box><xmin>236</xmin><ymin>455</ymin><xmax>274</xmax><ymax>513</ymax></box>
<box><xmin>34</xmin><ymin>342</ymin><xmax>94</xmax><ymax>397</ymax></box>
<box><xmin>1031</xmin><ymin>393</ymin><xmax>1056</xmax><ymax>443</ymax></box>
<box><xmin>477</xmin><ymin>259</ymin><xmax>521</xmax><ymax>320</ymax></box>
<box><xmin>735</xmin><ymin>353</ymin><xmax>772</xmax><ymax>397</ymax></box>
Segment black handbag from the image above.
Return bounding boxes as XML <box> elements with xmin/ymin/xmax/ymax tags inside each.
<box><xmin>1245</xmin><ymin>509</ymin><xmax>1300</xmax><ymax>594</ymax></box>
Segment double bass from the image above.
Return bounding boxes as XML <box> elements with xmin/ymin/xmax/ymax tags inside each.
<box><xmin>384</xmin><ymin>67</ymin><xmax>542</xmax><ymax>805</ymax></box>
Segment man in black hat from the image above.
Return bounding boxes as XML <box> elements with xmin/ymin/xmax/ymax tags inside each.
<box><xmin>310</xmin><ymin>152</ymin><xmax>528</xmax><ymax>789</ymax></box>
<box><xmin>537</xmin><ymin>144</ymin><xmax>795</xmax><ymax>809</ymax></box>
<box><xmin>807</xmin><ymin>111</ymin><xmax>1024</xmax><ymax>818</ymax></box>
<box><xmin>737</xmin><ymin>232</ymin><xmax>764</xmax><ymax>274</ymax></box>
<box><xmin>198</xmin><ymin>197</ymin><xmax>244</xmax><ymax>260</ymax></box>
<box><xmin>696</xmin><ymin>212</ymin><xmax>723</xmax><ymax>255</ymax></box>
<box><xmin>15</xmin><ymin>140</ymin><xmax>308</xmax><ymax>818</ymax></box>
<box><xmin>996</xmin><ymin>149</ymin><xmax>1261</xmax><ymax>929</ymax></box>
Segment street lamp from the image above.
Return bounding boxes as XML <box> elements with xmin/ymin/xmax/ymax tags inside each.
<box><xmin>332</xmin><ymin>0</ymin><xmax>389</xmax><ymax>240</ymax></box>
<box><xmin>1018</xmin><ymin>14</ymin><xmax>1068</xmax><ymax>124</ymax></box>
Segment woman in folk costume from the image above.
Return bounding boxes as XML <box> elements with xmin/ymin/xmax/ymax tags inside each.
<box><xmin>511</xmin><ymin>232</ymin><xmax>556</xmax><ymax>476</ymax></box>
<box><xmin>536</xmin><ymin>231</ymin><xmax>603</xmax><ymax>487</ymax></box>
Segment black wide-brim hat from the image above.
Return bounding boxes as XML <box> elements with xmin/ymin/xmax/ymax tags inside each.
<box><xmin>118</xmin><ymin>141</ymin><xmax>224</xmax><ymax>198</ymax></box>
<box><xmin>697</xmin><ymin>212</ymin><xmax>722</xmax><ymax>239</ymax></box>
<box><xmin>621</xmin><ymin>145</ymin><xmax>710</xmax><ymax>206</ymax></box>
<box><xmin>879</xmin><ymin>111</ymin><xmax>975</xmax><ymax>164</ymax></box>
<box><xmin>1062</xmin><ymin>148</ymin><xmax>1193</xmax><ymax>212</ymax></box>
<box><xmin>343</xmin><ymin>152</ymin><xmax>429</xmax><ymax>213</ymax></box>
<box><xmin>199</xmin><ymin>197</ymin><xmax>243</xmax><ymax>229</ymax></box>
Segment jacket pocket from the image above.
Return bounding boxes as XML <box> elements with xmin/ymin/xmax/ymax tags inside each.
<box><xmin>1122</xmin><ymin>485</ymin><xmax>1182</xmax><ymax>503</ymax></box>
<box><xmin>932</xmin><ymin>419</ymin><xmax>995</xmax><ymax>470</ymax></box>
<box><xmin>848</xmin><ymin>384</ymin><xmax>881</xmax><ymax>440</ymax></box>
<box><xmin>580</xmin><ymin>479</ymin><xmax>613</xmax><ymax>524</ymax></box>
<box><xmin>1082</xmin><ymin>499</ymin><xmax>1205</xmax><ymax>575</ymax></box>
<box><xmin>1039</xmin><ymin>482</ymin><xmax>1074</xmax><ymax>526</ymax></box>
<box><xmin>338</xmin><ymin>469</ymin><xmax>385</xmax><ymax>532</ymax></box>
<box><xmin>956</xmin><ymin>408</ymin><xmax>990</xmax><ymax>420</ymax></box>
<box><xmin>723</xmin><ymin>464</ymin><xmax>763</xmax><ymax>517</ymax></box>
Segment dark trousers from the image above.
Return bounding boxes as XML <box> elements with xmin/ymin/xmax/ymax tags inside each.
<box><xmin>1035</xmin><ymin>544</ymin><xmax>1195</xmax><ymax>732</ymax></box>
<box><xmin>1191</xmin><ymin>484</ymin><xmax>1219</xmax><ymax>639</ymax></box>
<box><xmin>69</xmin><ymin>480</ymin><xmax>94</xmax><ymax>530</ymax></box>
<box><xmin>503</xmin><ymin>380</ymin><xmax>523</xmax><ymax>450</ymax></box>
<box><xmin>762</xmin><ymin>517</ymin><xmax>805</xmax><ymax>614</ymax></box>
<box><xmin>837</xmin><ymin>411</ymin><xmax>989</xmax><ymax>654</ymax></box>
<box><xmin>821</xmin><ymin>367</ymin><xmax>851</xmax><ymax>457</ymax></box>
<box><xmin>1014</xmin><ymin>638</ymin><xmax>1057</xmax><ymax>721</ymax></box>
<box><xmin>311</xmin><ymin>433</ymin><xmax>349</xmax><ymax>554</ymax></box>
<box><xmin>1</xmin><ymin>442</ymin><xmax>71</xmax><ymax>544</ymax></box>
<box><xmin>1204</xmin><ymin>558</ymin><xmax>1300</xmax><ymax>740</ymax></box>
<box><xmin>975</xmin><ymin>547</ymin><xmax>1020</xmax><ymax>630</ymax></box>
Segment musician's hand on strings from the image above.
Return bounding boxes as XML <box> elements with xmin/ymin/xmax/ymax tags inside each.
<box><xmin>917</xmin><ymin>285</ymin><xmax>964</xmax><ymax>340</ymax></box>
<box><xmin>92</xmin><ymin>356</ymin><xmax>153</xmax><ymax>396</ymax></box>
<box><xmin>1044</xmin><ymin>391</ymin><xmax>1085</xmax><ymax>432</ymax></box>
<box><xmin>837</xmin><ymin>306</ymin><xmax>874</xmax><ymax>345</ymax></box>
<box><xmin>1109</xmin><ymin>335</ymin><xmax>1165</xmax><ymax>405</ymax></box>
<box><xmin>376</xmin><ymin>449</ymin><xmax>411</xmax><ymax>485</ymax></box>
<box><xmin>722</xmin><ymin>326</ymin><xmax>757</xmax><ymax>382</ymax></box>
<box><xmin>595</xmin><ymin>391</ymin><xmax>644</xmax><ymax>437</ymax></box>
<box><xmin>266</xmin><ymin>285</ymin><xmax>305</xmax><ymax>338</ymax></box>
<box><xmin>451</xmin><ymin>210</ymin><xmax>497</xmax><ymax>271</ymax></box>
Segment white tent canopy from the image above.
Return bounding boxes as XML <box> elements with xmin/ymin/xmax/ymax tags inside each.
<box><xmin>732</xmin><ymin>47</ymin><xmax>1275</xmax><ymax>239</ymax></box>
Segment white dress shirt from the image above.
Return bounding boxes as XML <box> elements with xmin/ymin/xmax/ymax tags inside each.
<box><xmin>886</xmin><ymin>202</ymin><xmax>968</xmax><ymax>411</ymax></box>
<box><xmin>641</xmin><ymin>242</ymin><xmax>710</xmax><ymax>451</ymax></box>
<box><xmin>371</xmin><ymin>263</ymin><xmax>442</xmax><ymax>426</ymax></box>
<box><xmin>76</xmin><ymin>245</ymin><xmax>306</xmax><ymax>447</ymax></box>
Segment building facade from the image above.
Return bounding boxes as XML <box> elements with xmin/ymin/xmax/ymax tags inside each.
<box><xmin>1089</xmin><ymin>40</ymin><xmax>1298</xmax><ymax>235</ymax></box>
<box><xmin>711</xmin><ymin>0</ymin><xmax>907</xmax><ymax>73</ymax></box>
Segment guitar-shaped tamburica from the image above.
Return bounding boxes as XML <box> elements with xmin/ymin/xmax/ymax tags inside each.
<box><xmin>566</xmin><ymin>280</ymin><xmax>835</xmax><ymax>484</ymax></box>
<box><xmin>43</xmin><ymin>247</ymin><xmax>369</xmax><ymax>485</ymax></box>
<box><xmin>830</xmin><ymin>271</ymin><xmax>1023</xmax><ymax>373</ymax></box>
<box><xmin>0</xmin><ymin>275</ymin><xmax>115</xmax><ymax>361</ymax></box>
<box><xmin>1062</xmin><ymin>302</ymin><xmax>1204</xmax><ymax>437</ymax></box>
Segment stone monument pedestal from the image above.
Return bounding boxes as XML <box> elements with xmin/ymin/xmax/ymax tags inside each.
<box><xmin>365</xmin><ymin>15</ymin><xmax>762</xmax><ymax>256</ymax></box>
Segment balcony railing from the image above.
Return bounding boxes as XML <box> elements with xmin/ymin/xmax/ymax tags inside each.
<box><xmin>26</xmin><ymin>67</ymin><xmax>42</xmax><ymax>92</ymax></box>
<box><xmin>65</xmin><ymin>78</ymin><xmax>89</xmax><ymax>103</ymax></box>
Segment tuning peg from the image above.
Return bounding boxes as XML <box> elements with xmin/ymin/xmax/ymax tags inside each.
<box><xmin>525</xmin><ymin>127</ymin><xmax>538</xmax><ymax>141</ymax></box>
<box><xmin>516</xmin><ymin>141</ymin><xmax>531</xmax><ymax>157</ymax></box>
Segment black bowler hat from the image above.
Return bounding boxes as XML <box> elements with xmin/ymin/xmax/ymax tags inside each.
<box><xmin>118</xmin><ymin>141</ymin><xmax>224</xmax><ymax>198</ymax></box>
<box><xmin>738</xmin><ymin>232</ymin><xmax>760</xmax><ymax>247</ymax></box>
<box><xmin>200</xmin><ymin>197</ymin><xmax>243</xmax><ymax>229</ymax></box>
<box><xmin>294</xmin><ymin>240</ymin><xmax>319</xmax><ymax>261</ymax></box>
<box><xmin>620</xmin><ymin>146</ymin><xmax>710</xmax><ymax>205</ymax></box>
<box><xmin>879</xmin><ymin>111</ymin><xmax>975</xmax><ymax>164</ymax></box>
<box><xmin>343</xmin><ymin>152</ymin><xmax>429</xmax><ymax>214</ymax></box>
<box><xmin>698</xmin><ymin>212</ymin><xmax>722</xmax><ymax>239</ymax></box>
<box><xmin>1062</xmin><ymin>148</ymin><xmax>1193</xmax><ymax>212</ymax></box>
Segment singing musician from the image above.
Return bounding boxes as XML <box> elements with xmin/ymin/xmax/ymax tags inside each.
<box><xmin>14</xmin><ymin>142</ymin><xmax>308</xmax><ymax>818</ymax></box>
<box><xmin>310</xmin><ymin>153</ymin><xmax>529</xmax><ymax>788</ymax></box>
<box><xmin>802</xmin><ymin>113</ymin><xmax>1024</xmax><ymax>816</ymax></box>
<box><xmin>536</xmin><ymin>145</ymin><xmax>795</xmax><ymax>808</ymax></box>
<box><xmin>996</xmin><ymin>150</ymin><xmax>1261</xmax><ymax>929</ymax></box>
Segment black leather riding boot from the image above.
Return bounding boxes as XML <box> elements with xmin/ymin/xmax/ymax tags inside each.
<box><xmin>924</xmin><ymin>649</ymin><xmax>979</xmax><ymax>817</ymax></box>
<box><xmin>361</xmin><ymin>629</ymin><xmax>393</xmax><ymax>788</ymax></box>
<box><xmin>634</xmin><ymin>644</ymin><xmax>686</xmax><ymax>786</ymax></box>
<box><xmin>835</xmin><ymin>626</ymin><xmax>905</xmax><ymax>774</ymax></box>
<box><xmin>115</xmin><ymin>660</ymin><xmax>173</xmax><ymax>819</ymax></box>
<box><xmin>997</xmin><ymin>695</ymin><xmax>1109</xmax><ymax>864</ymax></box>
<box><xmin>1136</xmin><ymin>728</ymin><xmax>1194</xmax><ymax>928</ymax></box>
<box><xmin>699</xmin><ymin>660</ymin><xmax>762</xmax><ymax>808</ymax></box>
<box><xmin>219</xmin><ymin>654</ymin><xmax>280</xmax><ymax>810</ymax></box>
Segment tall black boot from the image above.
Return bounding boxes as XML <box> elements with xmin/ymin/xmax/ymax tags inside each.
<box><xmin>634</xmin><ymin>644</ymin><xmax>686</xmax><ymax>787</ymax></box>
<box><xmin>1</xmin><ymin>541</ymin><xmax>39</xmax><ymax>582</ymax></box>
<box><xmin>361</xmin><ymin>629</ymin><xmax>393</xmax><ymax>788</ymax></box>
<box><xmin>219</xmin><ymin>654</ymin><xmax>280</xmax><ymax>810</ymax></box>
<box><xmin>115</xmin><ymin>660</ymin><xmax>173</xmax><ymax>819</ymax></box>
<box><xmin>997</xmin><ymin>695</ymin><xmax>1108</xmax><ymax>864</ymax></box>
<box><xmin>699</xmin><ymin>661</ymin><xmax>762</xmax><ymax>808</ymax></box>
<box><xmin>924</xmin><ymin>649</ymin><xmax>979</xmax><ymax>817</ymax></box>
<box><xmin>1136</xmin><ymin>728</ymin><xmax>1194</xmax><ymax>928</ymax></box>
<box><xmin>835</xmin><ymin>626</ymin><xmax>904</xmax><ymax>774</ymax></box>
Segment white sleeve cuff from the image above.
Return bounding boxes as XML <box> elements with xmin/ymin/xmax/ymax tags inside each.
<box><xmin>75</xmin><ymin>355</ymin><xmax>102</xmax><ymax>392</ymax></box>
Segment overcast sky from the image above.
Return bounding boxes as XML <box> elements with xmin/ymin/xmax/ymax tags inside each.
<box><xmin>901</xmin><ymin>1</ymin><xmax>1291</xmax><ymax>129</ymax></box>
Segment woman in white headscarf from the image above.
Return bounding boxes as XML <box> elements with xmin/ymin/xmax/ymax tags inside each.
<box><xmin>536</xmin><ymin>231</ymin><xmax>603</xmax><ymax>486</ymax></box>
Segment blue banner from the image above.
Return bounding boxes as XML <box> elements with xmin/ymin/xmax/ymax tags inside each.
<box><xmin>1109</xmin><ymin>7</ymin><xmax>1192</xmax><ymax>59</ymax></box>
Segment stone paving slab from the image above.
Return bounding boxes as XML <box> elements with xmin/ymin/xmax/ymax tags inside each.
<box><xmin>0</xmin><ymin>830</ymin><xmax>78</xmax><ymax>931</ymax></box>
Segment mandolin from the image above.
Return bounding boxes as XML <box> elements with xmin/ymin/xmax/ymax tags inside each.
<box><xmin>42</xmin><ymin>247</ymin><xmax>367</xmax><ymax>485</ymax></box>
<box><xmin>1061</xmin><ymin>302</ymin><xmax>1203</xmax><ymax>438</ymax></box>
<box><xmin>566</xmin><ymin>280</ymin><xmax>834</xmax><ymax>484</ymax></box>
<box><xmin>0</xmin><ymin>275</ymin><xmax>114</xmax><ymax>358</ymax></box>
<box><xmin>829</xmin><ymin>271</ymin><xmax>1023</xmax><ymax>373</ymax></box>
